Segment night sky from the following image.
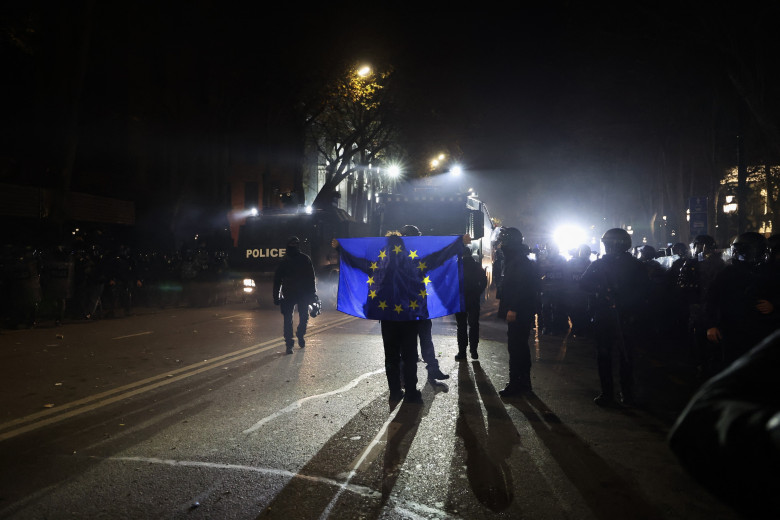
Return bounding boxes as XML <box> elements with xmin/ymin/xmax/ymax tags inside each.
<box><xmin>3</xmin><ymin>2</ymin><xmax>779</xmax><ymax>242</ymax></box>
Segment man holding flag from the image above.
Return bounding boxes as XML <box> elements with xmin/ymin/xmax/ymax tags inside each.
<box><xmin>332</xmin><ymin>232</ymin><xmax>469</xmax><ymax>404</ymax></box>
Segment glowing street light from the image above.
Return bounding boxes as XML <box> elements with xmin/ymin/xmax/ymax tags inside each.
<box><xmin>450</xmin><ymin>164</ymin><xmax>462</xmax><ymax>176</ymax></box>
<box><xmin>357</xmin><ymin>65</ymin><xmax>372</xmax><ymax>77</ymax></box>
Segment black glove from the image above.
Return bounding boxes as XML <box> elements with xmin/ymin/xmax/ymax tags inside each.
<box><xmin>273</xmin><ymin>298</ymin><xmax>280</xmax><ymax>306</ymax></box>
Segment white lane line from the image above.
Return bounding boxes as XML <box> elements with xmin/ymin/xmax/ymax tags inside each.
<box><xmin>112</xmin><ymin>331</ymin><xmax>154</xmax><ymax>340</ymax></box>
<box><xmin>319</xmin><ymin>403</ymin><xmax>402</xmax><ymax>520</ymax></box>
<box><xmin>107</xmin><ymin>456</ymin><xmax>379</xmax><ymax>498</ymax></box>
<box><xmin>0</xmin><ymin>314</ymin><xmax>358</xmax><ymax>441</ymax></box>
<box><xmin>107</xmin><ymin>456</ymin><xmax>460</xmax><ymax>518</ymax></box>
<box><xmin>243</xmin><ymin>368</ymin><xmax>385</xmax><ymax>434</ymax></box>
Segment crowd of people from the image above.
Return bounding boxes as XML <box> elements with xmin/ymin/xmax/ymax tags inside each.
<box><xmin>0</xmin><ymin>237</ymin><xmax>236</xmax><ymax>329</ymax></box>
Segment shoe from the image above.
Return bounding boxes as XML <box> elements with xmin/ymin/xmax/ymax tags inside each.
<box><xmin>285</xmin><ymin>347</ymin><xmax>293</xmax><ymax>355</ymax></box>
<box><xmin>428</xmin><ymin>368</ymin><xmax>450</xmax><ymax>381</ymax></box>
<box><xmin>298</xmin><ymin>338</ymin><xmax>306</xmax><ymax>348</ymax></box>
<box><xmin>403</xmin><ymin>389</ymin><xmax>423</xmax><ymax>403</ymax></box>
<box><xmin>498</xmin><ymin>384</ymin><xmax>523</xmax><ymax>397</ymax></box>
<box><xmin>618</xmin><ymin>391</ymin><xmax>634</xmax><ymax>406</ymax></box>
<box><xmin>594</xmin><ymin>393</ymin><xmax>614</xmax><ymax>406</ymax></box>
<box><xmin>470</xmin><ymin>350</ymin><xmax>479</xmax><ymax>360</ymax></box>
<box><xmin>389</xmin><ymin>390</ymin><xmax>405</xmax><ymax>402</ymax></box>
<box><xmin>454</xmin><ymin>353</ymin><xmax>467</xmax><ymax>361</ymax></box>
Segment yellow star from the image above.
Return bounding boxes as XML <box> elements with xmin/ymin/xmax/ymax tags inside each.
<box><xmin>368</xmin><ymin>289</ymin><xmax>377</xmax><ymax>299</ymax></box>
<box><xmin>417</xmin><ymin>261</ymin><xmax>427</xmax><ymax>271</ymax></box>
<box><xmin>408</xmin><ymin>250</ymin><xmax>418</xmax><ymax>259</ymax></box>
<box><xmin>419</xmin><ymin>289</ymin><xmax>427</xmax><ymax>298</ymax></box>
<box><xmin>378</xmin><ymin>301</ymin><xmax>388</xmax><ymax>310</ymax></box>
<box><xmin>378</xmin><ymin>250</ymin><xmax>387</xmax><ymax>259</ymax></box>
<box><xmin>393</xmin><ymin>304</ymin><xmax>404</xmax><ymax>314</ymax></box>
<box><xmin>393</xmin><ymin>244</ymin><xmax>403</xmax><ymax>254</ymax></box>
<box><xmin>422</xmin><ymin>275</ymin><xmax>431</xmax><ymax>285</ymax></box>
<box><xmin>367</xmin><ymin>276</ymin><xmax>374</xmax><ymax>286</ymax></box>
<box><xmin>409</xmin><ymin>300</ymin><xmax>419</xmax><ymax>310</ymax></box>
<box><xmin>370</xmin><ymin>261</ymin><xmax>378</xmax><ymax>271</ymax></box>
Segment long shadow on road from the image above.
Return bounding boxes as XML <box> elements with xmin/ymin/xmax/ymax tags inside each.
<box><xmin>505</xmin><ymin>391</ymin><xmax>667</xmax><ymax>520</ymax></box>
<box><xmin>254</xmin><ymin>391</ymin><xmax>428</xmax><ymax>519</ymax></box>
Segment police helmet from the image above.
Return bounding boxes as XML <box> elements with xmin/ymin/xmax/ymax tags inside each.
<box><xmin>286</xmin><ymin>236</ymin><xmax>301</xmax><ymax>248</ymax></box>
<box><xmin>671</xmin><ymin>242</ymin><xmax>689</xmax><ymax>258</ymax></box>
<box><xmin>636</xmin><ymin>245</ymin><xmax>656</xmax><ymax>261</ymax></box>
<box><xmin>498</xmin><ymin>227</ymin><xmax>523</xmax><ymax>251</ymax></box>
<box><xmin>601</xmin><ymin>228</ymin><xmax>632</xmax><ymax>254</ymax></box>
<box><xmin>400</xmin><ymin>225</ymin><xmax>421</xmax><ymax>236</ymax></box>
<box><xmin>577</xmin><ymin>244</ymin><xmax>592</xmax><ymax>259</ymax></box>
<box><xmin>767</xmin><ymin>234</ymin><xmax>780</xmax><ymax>262</ymax></box>
<box><xmin>692</xmin><ymin>234</ymin><xmax>716</xmax><ymax>254</ymax></box>
<box><xmin>308</xmin><ymin>295</ymin><xmax>322</xmax><ymax>318</ymax></box>
<box><xmin>731</xmin><ymin>232</ymin><xmax>767</xmax><ymax>265</ymax></box>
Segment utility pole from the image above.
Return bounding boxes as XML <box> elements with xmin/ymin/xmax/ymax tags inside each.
<box><xmin>737</xmin><ymin>132</ymin><xmax>747</xmax><ymax>235</ymax></box>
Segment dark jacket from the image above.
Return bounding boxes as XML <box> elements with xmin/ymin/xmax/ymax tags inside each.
<box><xmin>463</xmin><ymin>253</ymin><xmax>488</xmax><ymax>308</ymax></box>
<box><xmin>497</xmin><ymin>248</ymin><xmax>540</xmax><ymax>321</ymax></box>
<box><xmin>273</xmin><ymin>248</ymin><xmax>316</xmax><ymax>303</ymax></box>
<box><xmin>579</xmin><ymin>252</ymin><xmax>648</xmax><ymax>323</ymax></box>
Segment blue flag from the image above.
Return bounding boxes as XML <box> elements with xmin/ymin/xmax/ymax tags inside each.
<box><xmin>336</xmin><ymin>235</ymin><xmax>464</xmax><ymax>320</ymax></box>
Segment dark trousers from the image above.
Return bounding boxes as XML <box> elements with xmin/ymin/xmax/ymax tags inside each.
<box><xmin>455</xmin><ymin>306</ymin><xmax>480</xmax><ymax>354</ymax></box>
<box><xmin>281</xmin><ymin>298</ymin><xmax>309</xmax><ymax>346</ymax></box>
<box><xmin>381</xmin><ymin>320</ymin><xmax>420</xmax><ymax>394</ymax></box>
<box><xmin>417</xmin><ymin>319</ymin><xmax>439</xmax><ymax>371</ymax></box>
<box><xmin>507</xmin><ymin>318</ymin><xmax>532</xmax><ymax>388</ymax></box>
<box><xmin>594</xmin><ymin>317</ymin><xmax>634</xmax><ymax>397</ymax></box>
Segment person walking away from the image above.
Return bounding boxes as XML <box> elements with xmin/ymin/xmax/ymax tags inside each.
<box><xmin>455</xmin><ymin>244</ymin><xmax>488</xmax><ymax>360</ymax></box>
<box><xmin>273</xmin><ymin>236</ymin><xmax>317</xmax><ymax>354</ymax></box>
<box><xmin>580</xmin><ymin>228</ymin><xmax>649</xmax><ymax>406</ymax></box>
<box><xmin>496</xmin><ymin>227</ymin><xmax>541</xmax><ymax>397</ymax></box>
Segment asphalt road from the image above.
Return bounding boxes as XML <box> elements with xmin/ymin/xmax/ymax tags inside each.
<box><xmin>0</xmin><ymin>299</ymin><xmax>744</xmax><ymax>519</ymax></box>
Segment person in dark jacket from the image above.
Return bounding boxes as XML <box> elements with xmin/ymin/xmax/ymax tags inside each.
<box><xmin>496</xmin><ymin>227</ymin><xmax>541</xmax><ymax>397</ymax></box>
<box><xmin>668</xmin><ymin>329</ymin><xmax>780</xmax><ymax>518</ymax></box>
<box><xmin>273</xmin><ymin>236</ymin><xmax>317</xmax><ymax>354</ymax></box>
<box><xmin>704</xmin><ymin>232</ymin><xmax>779</xmax><ymax>373</ymax></box>
<box><xmin>455</xmin><ymin>244</ymin><xmax>488</xmax><ymax>360</ymax></box>
<box><xmin>580</xmin><ymin>228</ymin><xmax>649</xmax><ymax>406</ymax></box>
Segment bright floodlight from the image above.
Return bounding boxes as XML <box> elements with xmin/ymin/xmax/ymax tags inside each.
<box><xmin>357</xmin><ymin>65</ymin><xmax>371</xmax><ymax>77</ymax></box>
<box><xmin>249</xmin><ymin>207</ymin><xmax>259</xmax><ymax>217</ymax></box>
<box><xmin>552</xmin><ymin>224</ymin><xmax>588</xmax><ymax>254</ymax></box>
<box><xmin>450</xmin><ymin>164</ymin><xmax>463</xmax><ymax>176</ymax></box>
<box><xmin>387</xmin><ymin>165</ymin><xmax>401</xmax><ymax>178</ymax></box>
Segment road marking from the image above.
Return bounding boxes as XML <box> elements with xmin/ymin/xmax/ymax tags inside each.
<box><xmin>112</xmin><ymin>331</ymin><xmax>154</xmax><ymax>340</ymax></box>
<box><xmin>0</xmin><ymin>313</ymin><xmax>358</xmax><ymax>442</ymax></box>
<box><xmin>243</xmin><ymin>368</ymin><xmax>385</xmax><ymax>434</ymax></box>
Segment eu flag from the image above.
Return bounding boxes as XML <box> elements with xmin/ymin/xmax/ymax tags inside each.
<box><xmin>336</xmin><ymin>235</ymin><xmax>464</xmax><ymax>320</ymax></box>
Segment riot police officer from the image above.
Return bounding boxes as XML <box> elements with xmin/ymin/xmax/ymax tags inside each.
<box><xmin>677</xmin><ymin>234</ymin><xmax>726</xmax><ymax>377</ymax></box>
<box><xmin>580</xmin><ymin>228</ymin><xmax>649</xmax><ymax>406</ymax></box>
<box><xmin>564</xmin><ymin>244</ymin><xmax>592</xmax><ymax>337</ymax></box>
<box><xmin>273</xmin><ymin>236</ymin><xmax>317</xmax><ymax>354</ymax></box>
<box><xmin>496</xmin><ymin>228</ymin><xmax>541</xmax><ymax>397</ymax></box>
<box><xmin>704</xmin><ymin>232</ymin><xmax>778</xmax><ymax>370</ymax></box>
